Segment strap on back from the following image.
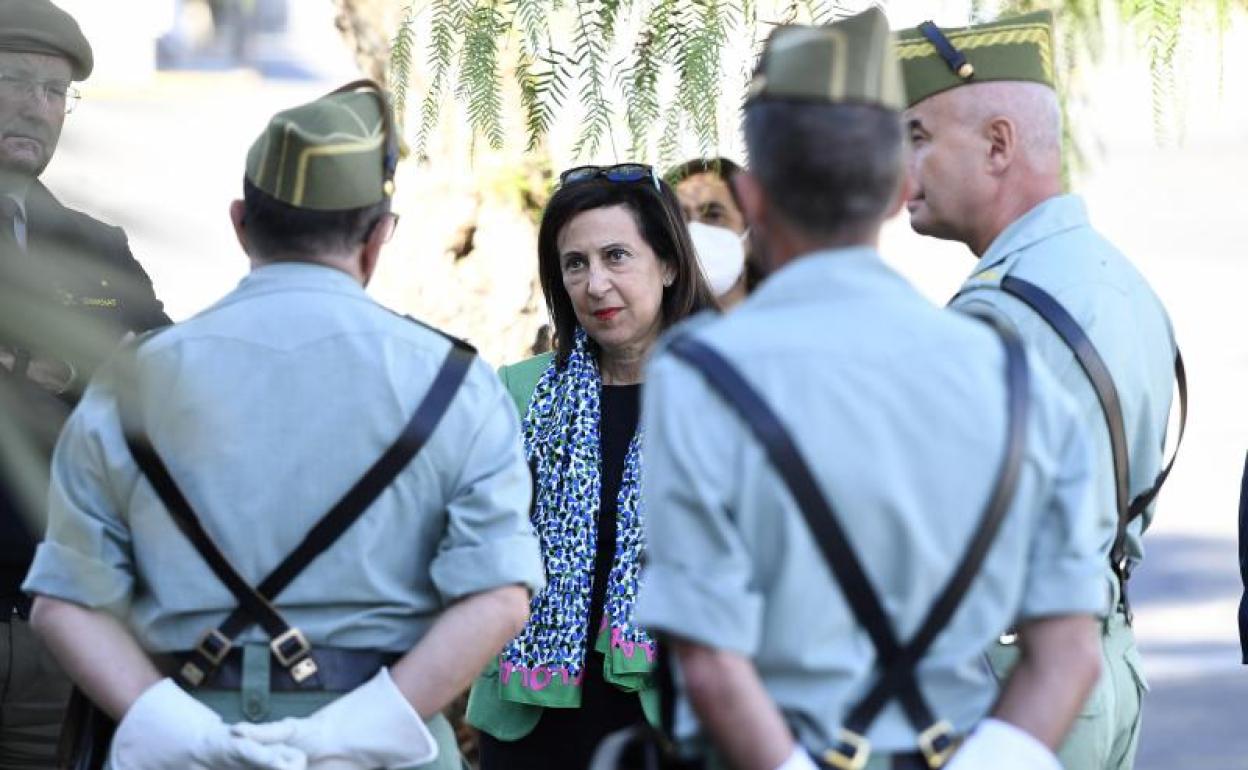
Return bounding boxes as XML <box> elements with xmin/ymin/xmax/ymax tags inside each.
<box><xmin>666</xmin><ymin>315</ymin><xmax>1028</xmax><ymax>769</ymax></box>
<box><xmin>982</xmin><ymin>276</ymin><xmax>1187</xmax><ymax>612</ymax></box>
<box><xmin>119</xmin><ymin>340</ymin><xmax>476</xmax><ymax>687</ymax></box>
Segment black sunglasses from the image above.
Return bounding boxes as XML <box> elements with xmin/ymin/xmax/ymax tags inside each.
<box><xmin>558</xmin><ymin>163</ymin><xmax>661</xmax><ymax>192</ymax></box>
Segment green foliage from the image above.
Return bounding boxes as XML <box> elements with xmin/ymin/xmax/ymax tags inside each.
<box><xmin>413</xmin><ymin>0</ymin><xmax>468</xmax><ymax>160</ymax></box>
<box><xmin>457</xmin><ymin>0</ymin><xmax>508</xmax><ymax>150</ymax></box>
<box><xmin>388</xmin><ymin>4</ymin><xmax>416</xmax><ymax>128</ymax></box>
<box><xmin>570</xmin><ymin>0</ymin><xmax>617</xmax><ymax>158</ymax></box>
<box><xmin>390</xmin><ymin>0</ymin><xmax>1243</xmax><ymax>160</ymax></box>
<box><xmin>671</xmin><ymin>0</ymin><xmax>731</xmax><ymax>161</ymax></box>
<box><xmin>993</xmin><ymin>0</ymin><xmax>1243</xmax><ymax>145</ymax></box>
<box><xmin>395</xmin><ymin>0</ymin><xmax>853</xmax><ymax>162</ymax></box>
<box><xmin>1143</xmin><ymin>0</ymin><xmax>1182</xmax><ymax>144</ymax></box>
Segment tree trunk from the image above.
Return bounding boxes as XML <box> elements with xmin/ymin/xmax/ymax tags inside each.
<box><xmin>331</xmin><ymin>0</ymin><xmax>549</xmax><ymax>369</ymax></box>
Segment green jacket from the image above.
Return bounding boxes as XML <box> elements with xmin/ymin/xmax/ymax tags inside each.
<box><xmin>465</xmin><ymin>352</ymin><xmax>661</xmax><ymax>740</ymax></box>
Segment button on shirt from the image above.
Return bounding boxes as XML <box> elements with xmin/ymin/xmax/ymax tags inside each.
<box><xmin>635</xmin><ymin>247</ymin><xmax>1109</xmax><ymax>753</ymax></box>
<box><xmin>24</xmin><ymin>262</ymin><xmax>545</xmax><ymax>652</ymax></box>
<box><xmin>950</xmin><ymin>195</ymin><xmax>1176</xmax><ymax>583</ymax></box>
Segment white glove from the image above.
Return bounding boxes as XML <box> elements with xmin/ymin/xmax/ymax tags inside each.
<box><xmin>774</xmin><ymin>746</ymin><xmax>820</xmax><ymax>770</ymax></box>
<box><xmin>946</xmin><ymin>719</ymin><xmax>1062</xmax><ymax>770</ymax></box>
<box><xmin>233</xmin><ymin>668</ymin><xmax>439</xmax><ymax>770</ymax></box>
<box><xmin>109</xmin><ymin>678</ymin><xmax>307</xmax><ymax>770</ymax></box>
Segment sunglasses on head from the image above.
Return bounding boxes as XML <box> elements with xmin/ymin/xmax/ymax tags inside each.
<box><xmin>558</xmin><ymin>163</ymin><xmax>661</xmax><ymax>192</ymax></box>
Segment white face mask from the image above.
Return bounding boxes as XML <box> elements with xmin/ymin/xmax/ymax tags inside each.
<box><xmin>688</xmin><ymin>221</ymin><xmax>746</xmax><ymax>297</ymax></box>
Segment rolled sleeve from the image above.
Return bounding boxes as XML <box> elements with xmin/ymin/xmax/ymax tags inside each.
<box><xmin>1018</xmin><ymin>394</ymin><xmax>1109</xmax><ymax>620</ymax></box>
<box><xmin>431</xmin><ymin>371</ymin><xmax>544</xmax><ymax>602</ymax></box>
<box><xmin>22</xmin><ymin>381</ymin><xmax>135</xmax><ymax>612</ymax></box>
<box><xmin>635</xmin><ymin>353</ymin><xmax>764</xmax><ymax>656</ymax></box>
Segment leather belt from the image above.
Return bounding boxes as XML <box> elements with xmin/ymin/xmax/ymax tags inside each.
<box><xmin>155</xmin><ymin>647</ymin><xmax>400</xmax><ymax>692</ymax></box>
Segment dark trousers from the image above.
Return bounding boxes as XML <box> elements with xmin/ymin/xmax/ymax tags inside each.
<box><xmin>0</xmin><ymin>612</ymin><xmax>72</xmax><ymax>769</ymax></box>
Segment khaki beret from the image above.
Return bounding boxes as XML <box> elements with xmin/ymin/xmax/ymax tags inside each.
<box><xmin>245</xmin><ymin>80</ymin><xmax>400</xmax><ymax>211</ymax></box>
<box><xmin>897</xmin><ymin>11</ymin><xmax>1056</xmax><ymax>107</ymax></box>
<box><xmin>0</xmin><ymin>0</ymin><xmax>93</xmax><ymax>80</ymax></box>
<box><xmin>747</xmin><ymin>7</ymin><xmax>904</xmax><ymax>111</ymax></box>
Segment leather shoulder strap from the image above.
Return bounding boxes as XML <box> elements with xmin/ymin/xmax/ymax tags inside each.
<box><xmin>666</xmin><ymin>324</ymin><xmax>1027</xmax><ymax>745</ymax></box>
<box><xmin>119</xmin><ymin>339</ymin><xmax>476</xmax><ymax>685</ymax></box>
<box><xmin>990</xmin><ymin>276</ymin><xmax>1186</xmax><ymax>576</ymax></box>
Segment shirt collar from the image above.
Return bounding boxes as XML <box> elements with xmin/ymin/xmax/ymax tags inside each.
<box><xmin>971</xmin><ymin>194</ymin><xmax>1089</xmax><ymax>278</ymax></box>
<box><xmin>236</xmin><ymin>261</ymin><xmax>368</xmax><ymax>297</ymax></box>
<box><xmin>745</xmin><ymin>245</ymin><xmax>904</xmax><ymax>310</ymax></box>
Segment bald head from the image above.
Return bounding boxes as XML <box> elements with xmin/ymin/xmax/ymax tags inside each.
<box><xmin>948</xmin><ymin>81</ymin><xmax>1062</xmax><ymax>172</ymax></box>
<box><xmin>904</xmin><ymin>80</ymin><xmax>1064</xmax><ymax>255</ymax></box>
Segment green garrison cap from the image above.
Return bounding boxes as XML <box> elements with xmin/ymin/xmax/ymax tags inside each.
<box><xmin>897</xmin><ymin>11</ymin><xmax>1056</xmax><ymax>107</ymax></box>
<box><xmin>0</xmin><ymin>0</ymin><xmax>93</xmax><ymax>80</ymax></box>
<box><xmin>747</xmin><ymin>7</ymin><xmax>904</xmax><ymax>110</ymax></box>
<box><xmin>245</xmin><ymin>80</ymin><xmax>400</xmax><ymax>211</ymax></box>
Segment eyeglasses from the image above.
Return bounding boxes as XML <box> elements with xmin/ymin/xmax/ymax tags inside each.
<box><xmin>0</xmin><ymin>72</ymin><xmax>80</xmax><ymax>114</ymax></box>
<box><xmin>558</xmin><ymin>163</ymin><xmax>661</xmax><ymax>192</ymax></box>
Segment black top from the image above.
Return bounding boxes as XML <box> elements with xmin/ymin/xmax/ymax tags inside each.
<box><xmin>0</xmin><ymin>182</ymin><xmax>170</xmax><ymax>590</ymax></box>
<box><xmin>587</xmin><ymin>383</ymin><xmax>642</xmax><ymax>648</ymax></box>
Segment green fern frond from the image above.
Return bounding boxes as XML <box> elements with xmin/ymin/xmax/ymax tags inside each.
<box><xmin>1143</xmin><ymin>0</ymin><xmax>1182</xmax><ymax>144</ymax></box>
<box><xmin>387</xmin><ymin>4</ymin><xmax>417</xmax><ymax>128</ymax></box>
<box><xmin>658</xmin><ymin>100</ymin><xmax>684</xmax><ymax>167</ymax></box>
<box><xmin>519</xmin><ymin>50</ymin><xmax>571</xmax><ymax>151</ymax></box>
<box><xmin>415</xmin><ymin>0</ymin><xmax>467</xmax><ymax>160</ymax></box>
<box><xmin>1215</xmin><ymin>0</ymin><xmax>1230</xmax><ymax>98</ymax></box>
<box><xmin>457</xmin><ymin>0</ymin><xmax>508</xmax><ymax>150</ymax></box>
<box><xmin>512</xmin><ymin>0</ymin><xmax>551</xmax><ymax>51</ymax></box>
<box><xmin>619</xmin><ymin>0</ymin><xmax>678</xmax><ymax>159</ymax></box>
<box><xmin>673</xmin><ymin>0</ymin><xmax>730</xmax><ymax>156</ymax></box>
<box><xmin>571</xmin><ymin>0</ymin><xmax>615</xmax><ymax>159</ymax></box>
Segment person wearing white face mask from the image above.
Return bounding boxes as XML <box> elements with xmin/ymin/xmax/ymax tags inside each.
<box><xmin>687</xmin><ymin>220</ymin><xmax>748</xmax><ymax>304</ymax></box>
<box><xmin>668</xmin><ymin>158</ymin><xmax>756</xmax><ymax>309</ymax></box>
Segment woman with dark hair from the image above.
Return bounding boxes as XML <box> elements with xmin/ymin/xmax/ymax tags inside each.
<box><xmin>466</xmin><ymin>164</ymin><xmax>716</xmax><ymax>769</ymax></box>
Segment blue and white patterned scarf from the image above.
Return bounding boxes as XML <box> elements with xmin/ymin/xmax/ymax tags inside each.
<box><xmin>498</xmin><ymin>328</ymin><xmax>655</xmax><ymax>705</ymax></box>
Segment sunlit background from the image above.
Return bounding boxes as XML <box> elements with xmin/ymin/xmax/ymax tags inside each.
<box><xmin>42</xmin><ymin>1</ymin><xmax>1248</xmax><ymax>766</ymax></box>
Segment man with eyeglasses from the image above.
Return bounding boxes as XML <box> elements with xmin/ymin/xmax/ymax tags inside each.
<box><xmin>0</xmin><ymin>1</ymin><xmax>169</xmax><ymax>766</ymax></box>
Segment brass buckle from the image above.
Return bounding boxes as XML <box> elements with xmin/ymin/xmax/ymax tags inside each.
<box><xmin>179</xmin><ymin>661</ymin><xmax>206</xmax><ymax>687</ymax></box>
<box><xmin>194</xmin><ymin>628</ymin><xmax>232</xmax><ymax>665</ymax></box>
<box><xmin>917</xmin><ymin>720</ymin><xmax>957</xmax><ymax>769</ymax></box>
<box><xmin>289</xmin><ymin>656</ymin><xmax>319</xmax><ymax>683</ymax></box>
<box><xmin>270</xmin><ymin>627</ymin><xmax>311</xmax><ymax>667</ymax></box>
<box><xmin>823</xmin><ymin>728</ymin><xmax>870</xmax><ymax>770</ymax></box>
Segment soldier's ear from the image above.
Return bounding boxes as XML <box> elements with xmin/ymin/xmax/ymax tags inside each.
<box><xmin>229</xmin><ymin>200</ymin><xmax>250</xmax><ymax>255</ymax></box>
<box><xmin>357</xmin><ymin>213</ymin><xmax>392</xmax><ymax>287</ymax></box>
<box><xmin>985</xmin><ymin>115</ymin><xmax>1018</xmax><ymax>175</ymax></box>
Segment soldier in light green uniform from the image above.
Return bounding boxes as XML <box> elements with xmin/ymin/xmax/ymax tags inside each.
<box><xmin>634</xmin><ymin>10</ymin><xmax>1108</xmax><ymax>770</ymax></box>
<box><xmin>899</xmin><ymin>12</ymin><xmax>1180</xmax><ymax>770</ymax></box>
<box><xmin>23</xmin><ymin>82</ymin><xmax>544</xmax><ymax>769</ymax></box>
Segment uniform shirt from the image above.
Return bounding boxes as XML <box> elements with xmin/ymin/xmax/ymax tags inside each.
<box><xmin>635</xmin><ymin>246</ymin><xmax>1109</xmax><ymax>754</ymax></box>
<box><xmin>24</xmin><ymin>262</ymin><xmax>545</xmax><ymax>653</ymax></box>
<box><xmin>950</xmin><ymin>194</ymin><xmax>1176</xmax><ymax>589</ymax></box>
